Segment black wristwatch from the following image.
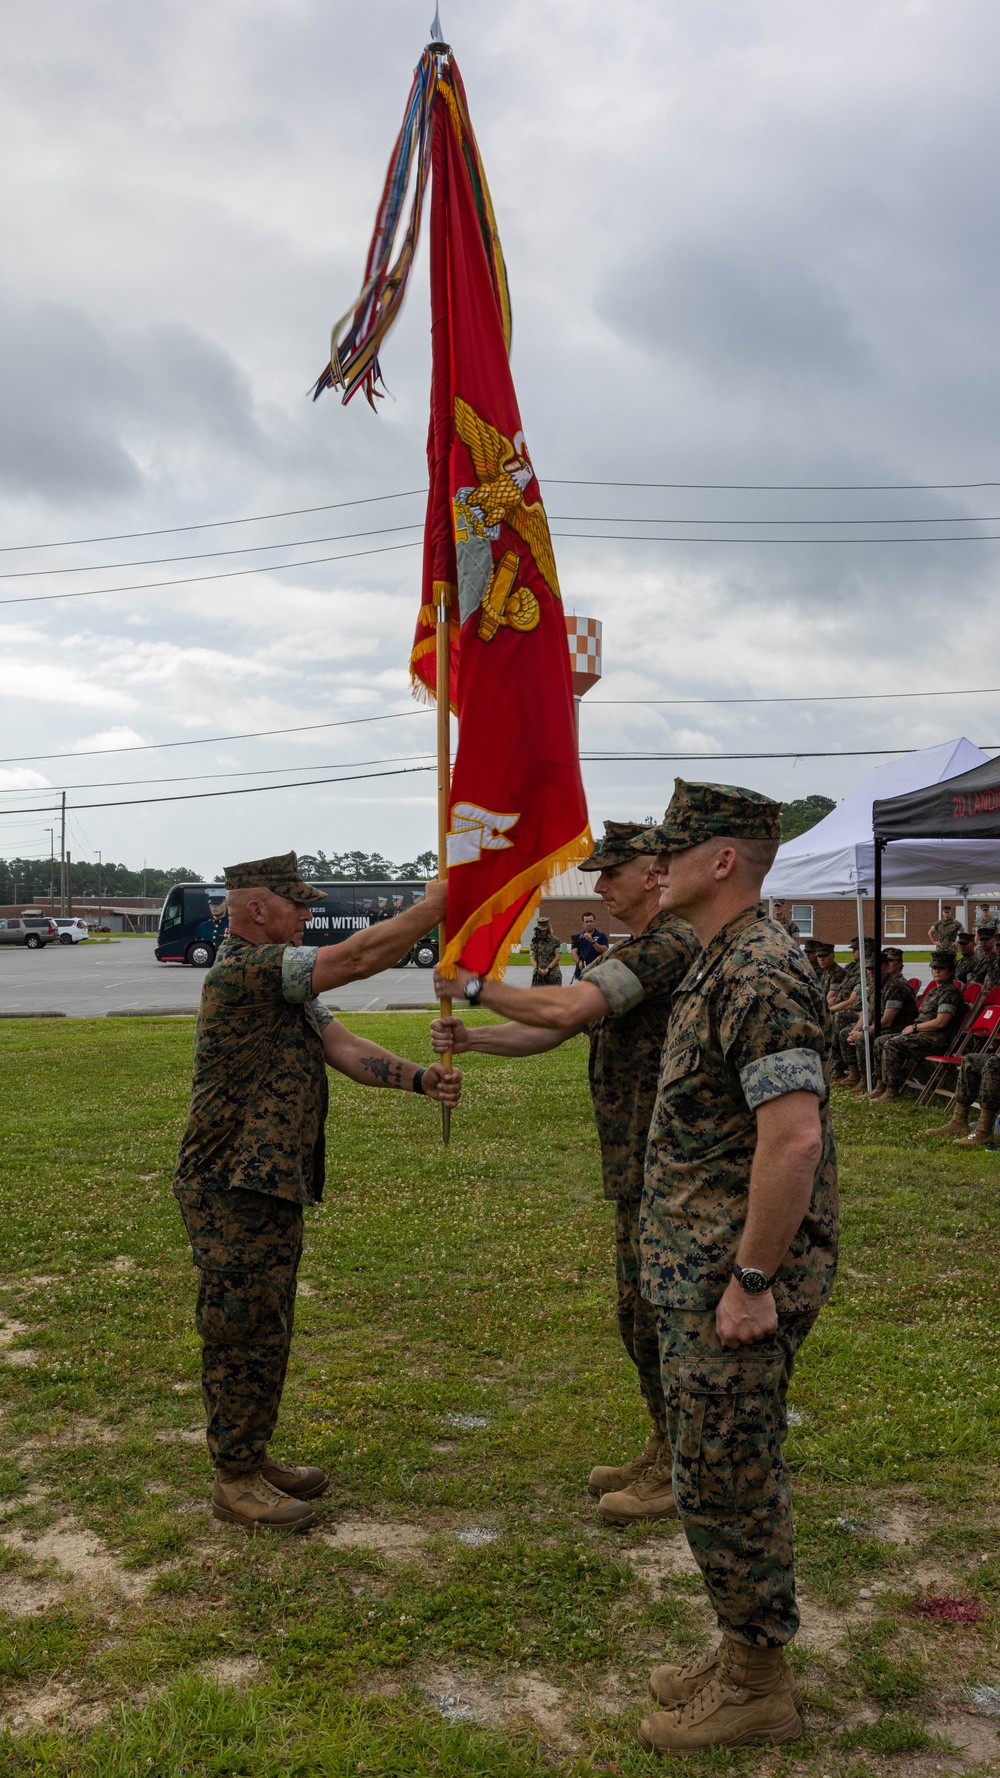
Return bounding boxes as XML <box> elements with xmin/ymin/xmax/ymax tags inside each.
<box><xmin>733</xmin><ymin>1263</ymin><xmax>772</xmax><ymax>1295</ymax></box>
<box><xmin>463</xmin><ymin>975</ymin><xmax>484</xmax><ymax>1006</ymax></box>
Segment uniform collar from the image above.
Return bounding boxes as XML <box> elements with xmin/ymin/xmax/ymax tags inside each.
<box><xmin>686</xmin><ymin>902</ymin><xmax>766</xmax><ymax>986</ymax></box>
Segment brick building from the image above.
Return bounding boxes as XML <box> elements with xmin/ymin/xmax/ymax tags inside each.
<box><xmin>2</xmin><ymin>896</ymin><xmax>163</xmax><ymax>933</ymax></box>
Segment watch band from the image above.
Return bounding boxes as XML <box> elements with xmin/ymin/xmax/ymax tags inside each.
<box><xmin>412</xmin><ymin>1067</ymin><xmax>426</xmax><ymax>1095</ymax></box>
<box><xmin>464</xmin><ymin>975</ymin><xmax>484</xmax><ymax>1006</ymax></box>
<box><xmin>733</xmin><ymin>1263</ymin><xmax>772</xmax><ymax>1295</ymax></box>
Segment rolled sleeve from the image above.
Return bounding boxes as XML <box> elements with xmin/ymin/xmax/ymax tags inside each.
<box><xmin>581</xmin><ymin>957</ymin><xmax>645</xmax><ymax>1016</ymax></box>
<box><xmin>281</xmin><ymin>945</ymin><xmax>320</xmax><ymax>1004</ymax></box>
<box><xmin>740</xmin><ymin>1047</ymin><xmax>826</xmax><ymax>1109</ymax></box>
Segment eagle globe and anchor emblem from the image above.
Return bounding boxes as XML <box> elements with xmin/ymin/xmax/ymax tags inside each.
<box><xmin>451</xmin><ymin>397</ymin><xmax>561</xmax><ymax>642</ymax></box>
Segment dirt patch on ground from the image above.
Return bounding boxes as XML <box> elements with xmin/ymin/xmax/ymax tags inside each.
<box><xmin>925</xmin><ymin>1709</ymin><xmax>1000</xmax><ymax>1769</ymax></box>
<box><xmin>423</xmin><ymin>1664</ymin><xmax>578</xmax><ymax>1749</ymax></box>
<box><xmin>0</xmin><ymin>1684</ymin><xmax>108</xmax><ymax>1733</ymax></box>
<box><xmin>0</xmin><ymin>1320</ymin><xmax>38</xmax><ymax>1366</ymax></box>
<box><xmin>155</xmin><ymin>1428</ymin><xmax>205</xmax><ymax>1445</ymax></box>
<box><xmin>0</xmin><ymin>1516</ymin><xmax>149</xmax><ymax>1600</ymax></box>
<box><xmin>878</xmin><ymin>1503</ymin><xmax>931</xmax><ymax>1547</ymax></box>
<box><xmin>623</xmin><ymin>1532</ymin><xmax>704</xmax><ymax>1594</ymax></box>
<box><xmin>322</xmin><ymin>1519</ymin><xmax>429</xmax><ymax>1560</ymax></box>
<box><xmin>110</xmin><ymin>1257</ymin><xmax>135</xmax><ymax>1273</ymax></box>
<box><xmin>20</xmin><ymin>1416</ymin><xmax>120</xmax><ymax>1451</ymax></box>
<box><xmin>295</xmin><ymin>1281</ymin><xmax>318</xmax><ymax>1297</ymax></box>
<box><xmin>795</xmin><ymin>1586</ymin><xmax>876</xmax><ymax>1659</ymax></box>
<box><xmin>0</xmin><ymin>1571</ymin><xmax>66</xmax><ymax>1616</ymax></box>
<box><xmin>200</xmin><ymin>1655</ymin><xmax>266</xmax><ymax>1689</ymax></box>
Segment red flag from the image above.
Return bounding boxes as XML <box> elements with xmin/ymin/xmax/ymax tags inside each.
<box><xmin>413</xmin><ymin>63</ymin><xmax>591</xmax><ymax>976</ymax></box>
<box><xmin>313</xmin><ymin>50</ymin><xmax>591</xmax><ymax>978</ymax></box>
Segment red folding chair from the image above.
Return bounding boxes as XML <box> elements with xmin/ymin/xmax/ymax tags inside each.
<box><xmin>916</xmin><ymin>987</ymin><xmax>992</xmax><ymax>1105</ymax></box>
<box><xmin>907</xmin><ymin>977</ymin><xmax>921</xmax><ymax>992</ymax></box>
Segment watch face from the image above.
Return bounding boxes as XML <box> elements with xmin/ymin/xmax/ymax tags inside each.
<box><xmin>737</xmin><ymin>1267</ymin><xmax>770</xmax><ymax>1294</ymax></box>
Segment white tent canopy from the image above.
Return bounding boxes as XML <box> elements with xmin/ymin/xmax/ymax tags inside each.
<box><xmin>763</xmin><ymin>739</ymin><xmax>1000</xmax><ymax>900</ymax></box>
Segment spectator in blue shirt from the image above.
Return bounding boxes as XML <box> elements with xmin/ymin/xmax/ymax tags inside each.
<box><xmin>571</xmin><ymin>910</ymin><xmax>610</xmax><ymax>979</ymax></box>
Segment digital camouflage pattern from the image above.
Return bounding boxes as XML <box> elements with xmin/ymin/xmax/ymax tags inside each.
<box><xmin>659</xmin><ymin>1309</ymin><xmax>814</xmax><ymax>1647</ymax></box>
<box><xmin>817</xmin><ymin>959</ymin><xmax>845</xmax><ymax>1000</ymax></box>
<box><xmin>529</xmin><ymin>928</ymin><xmax>563</xmax><ymax>986</ymax></box>
<box><xmin>965</xmin><ymin>948</ymin><xmax>1000</xmax><ymax>991</ymax></box>
<box><xmin>223</xmin><ymin>849</ymin><xmax>325</xmax><ymax>902</ymax></box>
<box><xmin>872</xmin><ymin>978</ymin><xmax>967</xmax><ymax>1087</ymax></box>
<box><xmin>630</xmin><ymin>779</ymin><xmax>782</xmax><ymax>855</ymax></box>
<box><xmin>579</xmin><ymin>818</ymin><xmax>650</xmax><ymax>872</ymax></box>
<box><xmin>615</xmin><ymin>1195</ymin><xmax>668</xmax><ymax>1435</ymax></box>
<box><xmin>957</xmin><ymin>1049</ymin><xmax>1000</xmax><ymax>1109</ymax></box>
<box><xmin>929</xmin><ymin>915</ymin><xmax>962</xmax><ymax>947</ymax></box>
<box><xmin>641</xmin><ymin>903</ymin><xmax>838</xmax><ymax>1317</ymax></box>
<box><xmin>581</xmin><ymin>910</ymin><xmax>700</xmax><ymax>1431</ymax></box>
<box><xmin>854</xmin><ymin>971</ymin><xmax>919</xmax><ymax>1076</ymax></box>
<box><xmin>582</xmin><ymin>911</ymin><xmax>701</xmax><ymax>1203</ymax></box>
<box><xmin>173</xmin><ymin>937</ymin><xmax>333</xmax><ymax>1208</ymax></box>
<box><xmin>174</xmin><ymin>1184</ymin><xmax>302</xmax><ymax>1473</ymax></box>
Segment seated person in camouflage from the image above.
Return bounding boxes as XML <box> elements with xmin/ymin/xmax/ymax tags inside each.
<box><xmin>814</xmin><ymin>941</ymin><xmax>844</xmax><ymax>1003</ymax></box>
<box><xmin>846</xmin><ymin>949</ymin><xmax>918</xmax><ymax>1092</ymax></box>
<box><xmin>828</xmin><ymin>936</ymin><xmax>874</xmax><ymax>1078</ymax></box>
<box><xmin>929</xmin><ymin>904</ymin><xmax>961</xmax><ymax>947</ymax></box>
<box><xmin>172</xmin><ymin>852</ymin><xmax>460</xmax><ymax>1533</ymax></box>
<box><xmin>968</xmin><ymin>921</ymin><xmax>1000</xmax><ymax>990</ymax></box>
<box><xmin>924</xmin><ymin>1048</ymin><xmax>1000</xmax><ymax>1147</ymax></box>
<box><xmin>632</xmin><ymin>781</ymin><xmax>836</xmax><ymax>1756</ymax></box>
<box><xmin>868</xmin><ymin>950</ymin><xmax>965</xmax><ymax>1103</ymax></box>
<box><xmin>431</xmin><ymin>820</ymin><xmax>699</xmax><ymax>1528</ymax></box>
<box><xmin>954</xmin><ymin>931</ymin><xmax>978</xmax><ymax>983</ymax></box>
<box><xmin>528</xmin><ymin>915</ymin><xmax>562</xmax><ymax>986</ymax></box>
<box><xmin>800</xmin><ymin>936</ymin><xmax>821</xmax><ymax>975</ymax></box>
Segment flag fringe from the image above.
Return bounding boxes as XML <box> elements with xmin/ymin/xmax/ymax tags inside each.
<box><xmin>437</xmin><ymin>823</ymin><xmax>593</xmax><ymax>980</ymax></box>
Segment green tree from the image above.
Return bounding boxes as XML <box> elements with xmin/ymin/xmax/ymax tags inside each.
<box><xmin>396</xmin><ymin>849</ymin><xmax>437</xmax><ymax>879</ymax></box>
<box><xmin>780</xmin><ymin>795</ymin><xmax>836</xmax><ymax>841</ymax></box>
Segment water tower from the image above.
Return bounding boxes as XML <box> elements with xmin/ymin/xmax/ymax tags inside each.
<box><xmin>565</xmin><ymin>615</ymin><xmax>602</xmax><ymax>732</ymax></box>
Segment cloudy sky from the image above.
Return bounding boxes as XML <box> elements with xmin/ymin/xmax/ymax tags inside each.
<box><xmin>1</xmin><ymin>0</ymin><xmax>998</xmax><ymax>879</ymax></box>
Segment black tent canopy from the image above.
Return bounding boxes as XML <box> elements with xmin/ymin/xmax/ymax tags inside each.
<box><xmin>873</xmin><ymin>754</ymin><xmax>1000</xmax><ymax>842</ymax></box>
<box><xmin>866</xmin><ymin>755</ymin><xmax>1000</xmax><ymax>1085</ymax></box>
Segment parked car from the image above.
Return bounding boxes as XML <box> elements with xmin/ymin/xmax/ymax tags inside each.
<box><xmin>53</xmin><ymin>918</ymin><xmax>90</xmax><ymax>945</ymax></box>
<box><xmin>0</xmin><ymin>917</ymin><xmax>57</xmax><ymax>949</ymax></box>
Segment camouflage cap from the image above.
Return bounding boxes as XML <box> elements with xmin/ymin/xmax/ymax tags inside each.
<box><xmin>579</xmin><ymin>819</ymin><xmax>650</xmax><ymax>871</ymax></box>
<box><xmin>801</xmin><ymin>936</ymin><xmax>820</xmax><ymax>952</ymax></box>
<box><xmin>882</xmin><ymin>947</ymin><xmax>904</xmax><ymax>962</ymax></box>
<box><xmin>535</xmin><ymin>914</ymin><xmax>551</xmax><ymax>927</ymax></box>
<box><xmin>629</xmin><ymin>778</ymin><xmax>783</xmax><ymax>855</ymax></box>
<box><xmin>977</xmin><ymin>921</ymin><xmax>998</xmax><ymax>937</ymax></box>
<box><xmin>814</xmin><ymin>940</ymin><xmax>835</xmax><ymax>955</ymax></box>
<box><xmin>931</xmin><ymin>947</ymin><xmax>957</xmax><ymax>969</ymax></box>
<box><xmin>222</xmin><ymin>850</ymin><xmax>326</xmax><ymax>904</ymax></box>
<box><xmin>957</xmin><ymin>931</ymin><xmax>975</xmax><ymax>944</ymax></box>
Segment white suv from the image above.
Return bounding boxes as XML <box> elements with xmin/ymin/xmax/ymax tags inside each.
<box><xmin>54</xmin><ymin>918</ymin><xmax>90</xmax><ymax>945</ymax></box>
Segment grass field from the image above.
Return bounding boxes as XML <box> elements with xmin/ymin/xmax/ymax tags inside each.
<box><xmin>0</xmin><ymin>1015</ymin><xmax>998</xmax><ymax>1776</ymax></box>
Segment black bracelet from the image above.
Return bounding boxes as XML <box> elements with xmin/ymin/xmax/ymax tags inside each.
<box><xmin>412</xmin><ymin>1067</ymin><xmax>426</xmax><ymax>1095</ymax></box>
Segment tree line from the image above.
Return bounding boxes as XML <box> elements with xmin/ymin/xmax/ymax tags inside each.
<box><xmin>0</xmin><ymin>849</ymin><xmax>441</xmax><ymax>904</ymax></box>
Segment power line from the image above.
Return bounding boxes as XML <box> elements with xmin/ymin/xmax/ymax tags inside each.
<box><xmin>0</xmin><ymin>752</ymin><xmax>436</xmax><ymax>798</ymax></box>
<box><xmin>591</xmin><ymin>687</ymin><xmax>1000</xmax><ymax>706</ymax></box>
<box><xmin>4</xmin><ymin>744</ymin><xmax>1000</xmax><ymax>819</ymax></box>
<box><xmin>0</xmin><ymin>490</ymin><xmax>426</xmax><ymax>554</ymax></box>
<box><xmin>0</xmin><ymin>540</ymin><xmax>422</xmax><ymax>608</ymax></box>
<box><xmin>5</xmin><ymin>477</ymin><xmax>1000</xmax><ymax>555</ymax></box>
<box><xmin>9</xmin><ymin>510</ymin><xmax>1000</xmax><ymax>581</ymax></box>
<box><xmin>551</xmin><ymin>530</ymin><xmax>1000</xmax><ymax>545</ymax></box>
<box><xmin>0</xmin><ymin>709</ymin><xmax>431</xmax><ymax>768</ymax></box>
<box><xmin>0</xmin><ymin>522</ymin><xmax>423</xmax><ymax>580</ymax></box>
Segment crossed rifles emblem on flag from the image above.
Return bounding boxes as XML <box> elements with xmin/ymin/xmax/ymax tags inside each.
<box><xmin>451</xmin><ymin>397</ymin><xmax>561</xmax><ymax>641</ymax></box>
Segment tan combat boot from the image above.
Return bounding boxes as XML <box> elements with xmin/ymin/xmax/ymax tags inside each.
<box><xmin>598</xmin><ymin>1439</ymin><xmax>677</xmax><ymax>1526</ymax></box>
<box><xmin>879</xmin><ymin>1087</ymin><xmax>901</xmax><ymax>1103</ymax></box>
<box><xmin>649</xmin><ymin>1636</ymin><xmax>802</xmax><ymax>1711</ymax></box>
<box><xmin>843</xmin><ymin>1061</ymin><xmax>861</xmax><ymax>1089</ymax></box>
<box><xmin>588</xmin><ymin>1426</ymin><xmax>662</xmax><ymax>1497</ymax></box>
<box><xmin>261</xmin><ymin>1459</ymin><xmax>329</xmax><ymax>1500</ymax></box>
<box><xmin>638</xmin><ymin>1639</ymin><xmax>801</xmax><ymax>1755</ymax></box>
<box><xmin>211</xmin><ymin>1470</ymin><xmax>318</xmax><ymax>1532</ymax></box>
<box><xmin>864</xmin><ymin>1083</ymin><xmax>887</xmax><ymax>1100</ymax></box>
<box><xmin>924</xmin><ymin>1104</ymin><xmax>971</xmax><ymax>1139</ymax></box>
<box><xmin>953</xmin><ymin>1108</ymin><xmax>997</xmax><ymax>1147</ymax></box>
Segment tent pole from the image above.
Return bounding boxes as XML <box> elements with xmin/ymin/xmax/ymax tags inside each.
<box><xmin>872</xmin><ymin>840</ymin><xmax>885</xmax><ymax>1092</ymax></box>
<box><xmin>856</xmin><ymin>890</ymin><xmax>873</xmax><ymax>1093</ymax></box>
<box><xmin>959</xmin><ymin>884</ymin><xmax>969</xmax><ymax>933</ymax></box>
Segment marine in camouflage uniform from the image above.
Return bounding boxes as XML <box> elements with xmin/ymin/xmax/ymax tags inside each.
<box><xmin>630</xmin><ymin>780</ymin><xmax>837</xmax><ymax>1755</ymax></box>
<box><xmin>173</xmin><ymin>851</ymin><xmax>454</xmax><ymax>1531</ymax></box>
<box><xmin>965</xmin><ymin>923</ymin><xmax>1000</xmax><ymax>991</ymax></box>
<box><xmin>852</xmin><ymin>952</ymin><xmax>918</xmax><ymax>1084</ymax></box>
<box><xmin>929</xmin><ymin>912</ymin><xmax>962</xmax><ymax>947</ymax></box>
<box><xmin>529</xmin><ymin>917</ymin><xmax>563</xmax><ymax>986</ymax></box>
<box><xmin>829</xmin><ymin>940</ymin><xmax>875</xmax><ymax>1073</ymax></box>
<box><xmin>955</xmin><ymin>933</ymin><xmax>979</xmax><ymax>984</ymax></box>
<box><xmin>871</xmin><ymin>951</ymin><xmax>965</xmax><ymax>1097</ymax></box>
<box><xmin>814</xmin><ymin>944</ymin><xmax>845</xmax><ymax>1003</ymax></box>
<box><xmin>429</xmin><ymin>820</ymin><xmax>699</xmax><ymax>1526</ymax></box>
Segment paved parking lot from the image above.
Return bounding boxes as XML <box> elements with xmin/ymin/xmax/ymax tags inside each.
<box><xmin>0</xmin><ymin>938</ymin><xmax>550</xmax><ymax>1019</ymax></box>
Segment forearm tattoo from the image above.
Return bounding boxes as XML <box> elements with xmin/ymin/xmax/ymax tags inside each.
<box><xmin>360</xmin><ymin>1055</ymin><xmax>405</xmax><ymax>1087</ymax></box>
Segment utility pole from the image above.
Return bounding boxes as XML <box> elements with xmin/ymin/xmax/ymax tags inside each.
<box><xmin>97</xmin><ymin>850</ymin><xmax>102</xmax><ymax>931</ymax></box>
<box><xmin>45</xmin><ymin>828</ymin><xmax>54</xmax><ymax>909</ymax></box>
<box><xmin>60</xmin><ymin>792</ymin><xmax>67</xmax><ymax>916</ymax></box>
<box><xmin>66</xmin><ymin>851</ymin><xmax>72</xmax><ymax>916</ymax></box>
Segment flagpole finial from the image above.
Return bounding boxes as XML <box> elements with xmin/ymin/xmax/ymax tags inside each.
<box><xmin>430</xmin><ymin>4</ymin><xmax>443</xmax><ymax>40</ymax></box>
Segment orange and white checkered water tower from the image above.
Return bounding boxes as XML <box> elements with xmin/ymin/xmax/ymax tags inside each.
<box><xmin>565</xmin><ymin>615</ymin><xmax>602</xmax><ymax>700</ymax></box>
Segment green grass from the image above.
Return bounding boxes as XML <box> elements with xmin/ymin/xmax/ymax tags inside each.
<box><xmin>0</xmin><ymin>1017</ymin><xmax>997</xmax><ymax>1774</ymax></box>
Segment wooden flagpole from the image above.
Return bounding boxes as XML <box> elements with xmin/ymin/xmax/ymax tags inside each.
<box><xmin>436</xmin><ymin>586</ymin><xmax>453</xmax><ymax>1145</ymax></box>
